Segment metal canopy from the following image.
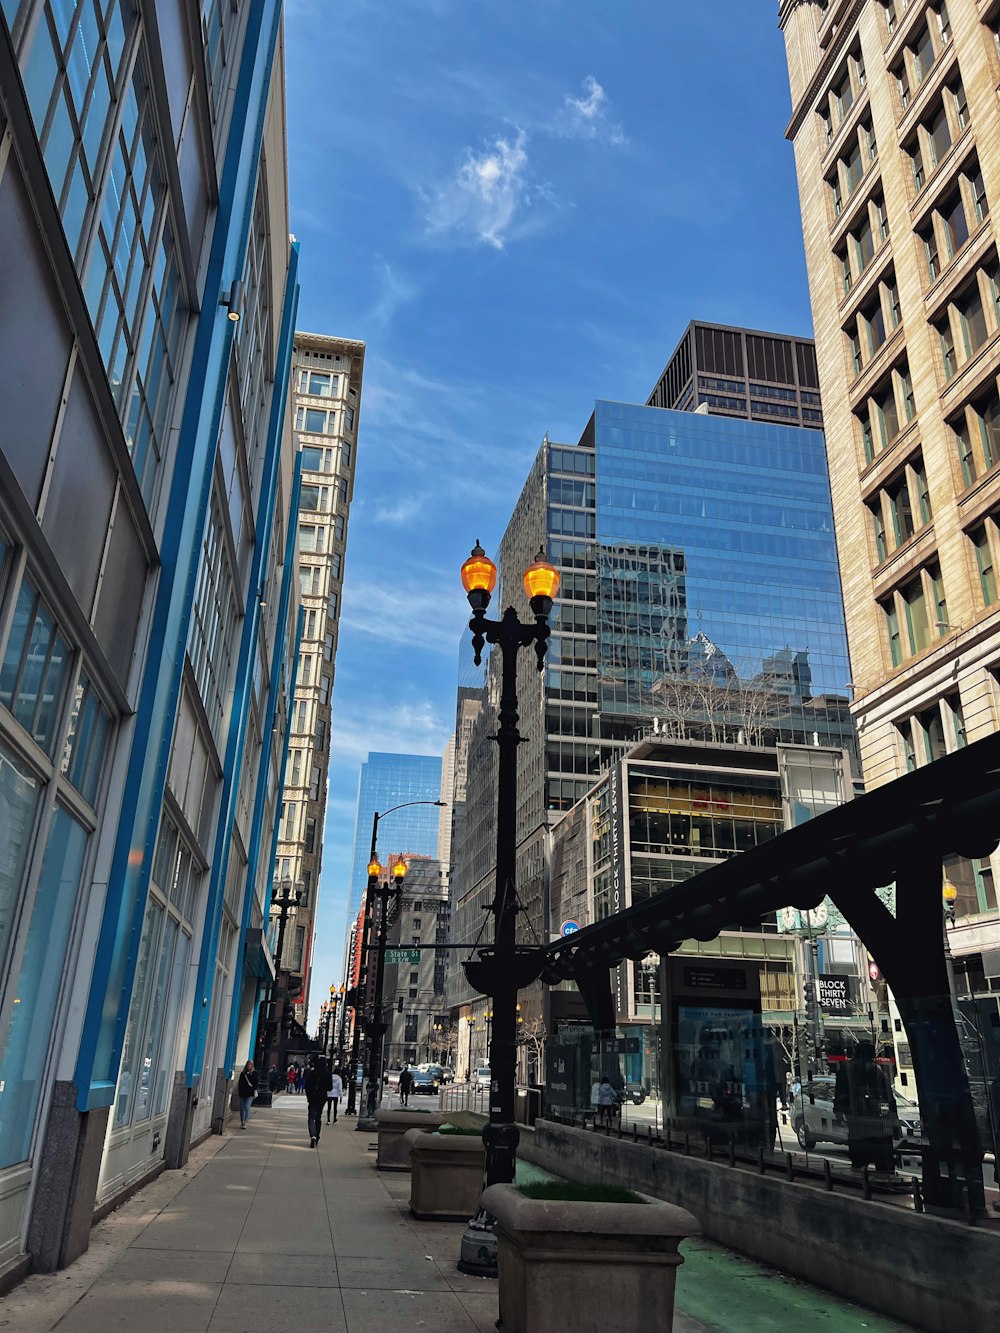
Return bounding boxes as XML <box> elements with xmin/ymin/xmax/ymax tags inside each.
<box><xmin>534</xmin><ymin>727</ymin><xmax>1000</xmax><ymax>1216</ymax></box>
<box><xmin>540</xmin><ymin>728</ymin><xmax>1000</xmax><ymax>985</ymax></box>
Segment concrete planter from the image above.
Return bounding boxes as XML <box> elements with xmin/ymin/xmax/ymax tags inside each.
<box><xmin>482</xmin><ymin>1182</ymin><xmax>699</xmax><ymax>1333</ymax></box>
<box><xmin>374</xmin><ymin>1108</ymin><xmax>445</xmax><ymax>1171</ymax></box>
<box><xmin>406</xmin><ymin>1129</ymin><xmax>486</xmax><ymax>1220</ymax></box>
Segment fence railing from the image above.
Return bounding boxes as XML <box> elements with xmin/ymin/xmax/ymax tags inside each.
<box><xmin>438</xmin><ymin>1082</ymin><xmax>489</xmax><ymax>1115</ymax></box>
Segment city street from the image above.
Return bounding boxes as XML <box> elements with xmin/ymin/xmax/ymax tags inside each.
<box><xmin>0</xmin><ymin>1095</ymin><xmax>920</xmax><ymax>1332</ymax></box>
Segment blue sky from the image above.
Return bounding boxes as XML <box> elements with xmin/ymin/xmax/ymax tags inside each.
<box><xmin>284</xmin><ymin>0</ymin><xmax>816</xmax><ymax>1011</ymax></box>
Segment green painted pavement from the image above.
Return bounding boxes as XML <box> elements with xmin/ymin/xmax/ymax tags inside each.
<box><xmin>675</xmin><ymin>1237</ymin><xmax>914</xmax><ymax>1331</ymax></box>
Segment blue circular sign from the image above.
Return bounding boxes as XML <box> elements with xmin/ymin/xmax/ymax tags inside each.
<box><xmin>561</xmin><ymin>920</ymin><xmax>581</xmax><ymax>936</ymax></box>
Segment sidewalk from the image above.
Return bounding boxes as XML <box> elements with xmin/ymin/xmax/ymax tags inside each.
<box><xmin>0</xmin><ymin>1095</ymin><xmax>914</xmax><ymax>1332</ymax></box>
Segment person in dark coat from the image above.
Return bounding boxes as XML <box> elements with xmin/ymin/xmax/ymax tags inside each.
<box><xmin>303</xmin><ymin>1057</ymin><xmax>329</xmax><ymax>1147</ymax></box>
<box><xmin>834</xmin><ymin>1041</ymin><xmax>896</xmax><ymax>1173</ymax></box>
<box><xmin>398</xmin><ymin>1066</ymin><xmax>414</xmax><ymax>1108</ymax></box>
<box><xmin>237</xmin><ymin>1060</ymin><xmax>257</xmax><ymax>1129</ymax></box>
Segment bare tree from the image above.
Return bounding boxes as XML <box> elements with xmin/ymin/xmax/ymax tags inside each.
<box><xmin>517</xmin><ymin>1017</ymin><xmax>547</xmax><ymax>1085</ymax></box>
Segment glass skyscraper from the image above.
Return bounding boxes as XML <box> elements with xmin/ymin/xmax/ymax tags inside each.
<box><xmin>453</xmin><ymin>336</ymin><xmax>855</xmax><ymax>1024</ymax></box>
<box><xmin>590</xmin><ymin>400</ymin><xmax>853</xmax><ymax>762</ymax></box>
<box><xmin>348</xmin><ymin>752</ymin><xmax>443</xmax><ymax>916</ymax></box>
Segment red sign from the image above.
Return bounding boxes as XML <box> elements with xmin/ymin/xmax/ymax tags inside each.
<box><xmin>868</xmin><ymin>961</ymin><xmax>880</xmax><ymax>983</ymax></box>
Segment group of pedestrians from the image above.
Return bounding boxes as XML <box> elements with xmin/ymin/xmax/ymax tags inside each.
<box><xmin>235</xmin><ymin>1056</ymin><xmax>344</xmax><ymax>1141</ymax></box>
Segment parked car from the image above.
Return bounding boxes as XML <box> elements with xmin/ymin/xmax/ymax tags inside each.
<box><xmin>419</xmin><ymin>1063</ymin><xmax>453</xmax><ymax>1085</ymax></box>
<box><xmin>790</xmin><ymin>1075</ymin><xmax>921</xmax><ymax>1150</ymax></box>
<box><xmin>474</xmin><ymin>1066</ymin><xmax>492</xmax><ymax>1087</ymax></box>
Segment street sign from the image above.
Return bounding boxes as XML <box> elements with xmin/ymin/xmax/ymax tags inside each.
<box><xmin>386</xmin><ymin>949</ymin><xmax>420</xmax><ymax>964</ymax></box>
<box><xmin>868</xmin><ymin>960</ymin><xmax>880</xmax><ymax>983</ymax></box>
<box><xmin>560</xmin><ymin>920</ymin><xmax>581</xmax><ymax>936</ymax></box>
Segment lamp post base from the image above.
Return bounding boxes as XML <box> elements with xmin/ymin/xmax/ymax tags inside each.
<box><xmin>356</xmin><ymin>1116</ymin><xmax>378</xmax><ymax>1131</ymax></box>
<box><xmin>457</xmin><ymin>1206</ymin><xmax>498</xmax><ymax>1278</ymax></box>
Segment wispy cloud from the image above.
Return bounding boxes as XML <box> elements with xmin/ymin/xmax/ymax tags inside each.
<box><xmin>558</xmin><ymin>76</ymin><xmax>626</xmax><ymax>146</ymax></box>
<box><xmin>339</xmin><ymin>573</ymin><xmax>468</xmax><ymax>658</ymax></box>
<box><xmin>373</xmin><ymin>493</ymin><xmax>427</xmax><ymax>524</ymax></box>
<box><xmin>366</xmin><ymin>259</ymin><xmax>418</xmax><ymax>330</ymax></box>
<box><xmin>425</xmin><ymin>130</ymin><xmax>543</xmax><ymax>250</ymax></box>
<box><xmin>328</xmin><ymin>693</ymin><xmax>454</xmax><ymax>766</ymax></box>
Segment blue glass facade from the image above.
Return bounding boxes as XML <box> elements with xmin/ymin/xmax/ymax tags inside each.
<box><xmin>591</xmin><ymin>401</ymin><xmax>853</xmax><ymax>754</ymax></box>
<box><xmin>348</xmin><ymin>753</ymin><xmax>443</xmax><ymax>916</ymax></box>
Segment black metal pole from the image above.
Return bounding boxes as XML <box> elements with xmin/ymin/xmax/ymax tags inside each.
<box><xmin>363</xmin><ymin>883</ymin><xmax>395</xmax><ymax>1120</ymax></box>
<box><xmin>256</xmin><ymin>884</ymin><xmax>300</xmax><ymax>1100</ymax></box>
<box><xmin>345</xmin><ymin>870</ymin><xmax>378</xmax><ymax>1116</ymax></box>
<box><xmin>475</xmin><ymin>603</ymin><xmax>551</xmax><ymax>1188</ymax></box>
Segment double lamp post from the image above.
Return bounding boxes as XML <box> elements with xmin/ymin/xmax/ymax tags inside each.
<box><xmin>343</xmin><ymin>800</ymin><xmax>445</xmax><ymax>1121</ymax></box>
<box><xmin>458</xmin><ymin>542</ymin><xmax>559</xmax><ymax>1272</ymax></box>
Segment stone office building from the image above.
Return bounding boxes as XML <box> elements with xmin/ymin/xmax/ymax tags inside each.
<box><xmin>0</xmin><ymin>0</ymin><xmax>300</xmax><ymax>1282</ymax></box>
<box><xmin>780</xmin><ymin>0</ymin><xmax>1000</xmax><ymax>1075</ymax></box>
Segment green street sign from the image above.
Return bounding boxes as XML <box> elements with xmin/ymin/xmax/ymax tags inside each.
<box><xmin>386</xmin><ymin>948</ymin><xmax>420</xmax><ymax>964</ymax></box>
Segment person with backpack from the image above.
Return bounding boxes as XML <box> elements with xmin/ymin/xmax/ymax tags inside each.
<box><xmin>303</xmin><ymin>1056</ymin><xmax>330</xmax><ymax>1147</ymax></box>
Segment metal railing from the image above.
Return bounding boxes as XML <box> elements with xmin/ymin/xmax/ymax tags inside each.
<box><xmin>439</xmin><ymin>1081</ymin><xmax>490</xmax><ymax>1115</ymax></box>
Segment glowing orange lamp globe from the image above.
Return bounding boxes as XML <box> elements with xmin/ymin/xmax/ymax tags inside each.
<box><xmin>522</xmin><ymin>548</ymin><xmax>560</xmax><ymax>602</ymax></box>
<box><xmin>461</xmin><ymin>542</ymin><xmax>497</xmax><ymax>596</ymax></box>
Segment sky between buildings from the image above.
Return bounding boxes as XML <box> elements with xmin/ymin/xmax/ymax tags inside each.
<box><xmin>284</xmin><ymin>0</ymin><xmax>817</xmax><ymax>1009</ymax></box>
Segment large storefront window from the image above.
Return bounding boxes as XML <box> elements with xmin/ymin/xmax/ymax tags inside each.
<box><xmin>113</xmin><ymin>811</ymin><xmax>197</xmax><ymax>1130</ymax></box>
<box><xmin>0</xmin><ymin>804</ymin><xmax>88</xmax><ymax>1167</ymax></box>
<box><xmin>0</xmin><ymin>743</ymin><xmax>41</xmax><ymax>982</ymax></box>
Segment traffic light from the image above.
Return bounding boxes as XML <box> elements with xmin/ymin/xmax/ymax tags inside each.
<box><xmin>398</xmin><ymin>996</ymin><xmax>404</xmax><ymax>1013</ymax></box>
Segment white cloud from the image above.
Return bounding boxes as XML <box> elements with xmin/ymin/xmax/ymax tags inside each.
<box><xmin>373</xmin><ymin>493</ymin><xmax>427</xmax><ymax>524</ymax></box>
<box><xmin>559</xmin><ymin>76</ymin><xmax>626</xmax><ymax>146</ymax></box>
<box><xmin>426</xmin><ymin>130</ymin><xmax>537</xmax><ymax>250</ymax></box>
<box><xmin>328</xmin><ymin>694</ymin><xmax>454</xmax><ymax>766</ymax></box>
<box><xmin>339</xmin><ymin>574</ymin><xmax>468</xmax><ymax>658</ymax></box>
<box><xmin>367</xmin><ymin>259</ymin><xmax>418</xmax><ymax>330</ymax></box>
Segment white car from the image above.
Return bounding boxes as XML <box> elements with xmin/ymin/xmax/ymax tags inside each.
<box><xmin>474</xmin><ymin>1066</ymin><xmax>492</xmax><ymax>1087</ymax></box>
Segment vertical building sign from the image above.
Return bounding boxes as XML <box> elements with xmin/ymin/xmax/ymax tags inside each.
<box><xmin>610</xmin><ymin>762</ymin><xmax>628</xmax><ymax>1022</ymax></box>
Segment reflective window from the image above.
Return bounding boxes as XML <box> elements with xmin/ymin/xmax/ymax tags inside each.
<box><xmin>61</xmin><ymin>672</ymin><xmax>112</xmax><ymax>806</ymax></box>
<box><xmin>0</xmin><ymin>804</ymin><xmax>87</xmax><ymax>1167</ymax></box>
<box><xmin>0</xmin><ymin>743</ymin><xmax>42</xmax><ymax>990</ymax></box>
<box><xmin>80</xmin><ymin>56</ymin><xmax>184</xmax><ymax>503</ymax></box>
<box><xmin>0</xmin><ymin>577</ymin><xmax>72</xmax><ymax>755</ymax></box>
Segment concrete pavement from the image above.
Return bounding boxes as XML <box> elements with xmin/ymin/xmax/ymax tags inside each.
<box><xmin>0</xmin><ymin>1094</ymin><xmax>914</xmax><ymax>1332</ymax></box>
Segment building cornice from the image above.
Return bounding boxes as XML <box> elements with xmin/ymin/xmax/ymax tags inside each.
<box><xmin>784</xmin><ymin>0</ymin><xmax>866</xmax><ymax>142</ymax></box>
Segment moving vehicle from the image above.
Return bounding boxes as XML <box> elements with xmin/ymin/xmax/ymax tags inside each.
<box><xmin>409</xmin><ymin>1067</ymin><xmax>439</xmax><ymax>1095</ymax></box>
<box><xmin>790</xmin><ymin>1075</ymin><xmax>922</xmax><ymax>1151</ymax></box>
<box><xmin>474</xmin><ymin>1066</ymin><xmax>492</xmax><ymax>1087</ymax></box>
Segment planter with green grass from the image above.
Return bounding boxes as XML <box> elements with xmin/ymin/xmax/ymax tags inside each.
<box><xmin>374</xmin><ymin>1107</ymin><xmax>445</xmax><ymax>1171</ymax></box>
<box><xmin>482</xmin><ymin>1180</ymin><xmax>698</xmax><ymax>1332</ymax></box>
<box><xmin>405</xmin><ymin>1125</ymin><xmax>487</xmax><ymax>1220</ymax></box>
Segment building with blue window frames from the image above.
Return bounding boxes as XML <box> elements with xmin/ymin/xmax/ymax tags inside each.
<box><xmin>0</xmin><ymin>0</ymin><xmax>307</xmax><ymax>1280</ymax></box>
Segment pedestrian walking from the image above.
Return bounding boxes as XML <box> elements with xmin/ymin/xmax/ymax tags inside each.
<box><xmin>296</xmin><ymin>1064</ymin><xmax>305</xmax><ymax>1094</ymax></box>
<box><xmin>304</xmin><ymin>1057</ymin><xmax>329</xmax><ymax>1147</ymax></box>
<box><xmin>327</xmin><ymin>1068</ymin><xmax>343</xmax><ymax>1123</ymax></box>
<box><xmin>237</xmin><ymin>1060</ymin><xmax>257</xmax><ymax>1129</ymax></box>
<box><xmin>592</xmin><ymin>1075</ymin><xmax>616</xmax><ymax>1126</ymax></box>
<box><xmin>398</xmin><ymin>1066</ymin><xmax>414</xmax><ymax>1108</ymax></box>
<box><xmin>286</xmin><ymin>1064</ymin><xmax>296</xmax><ymax>1095</ymax></box>
<box><xmin>267</xmin><ymin>1064</ymin><xmax>280</xmax><ymax>1094</ymax></box>
<box><xmin>834</xmin><ymin>1041</ymin><xmax>896</xmax><ymax>1174</ymax></box>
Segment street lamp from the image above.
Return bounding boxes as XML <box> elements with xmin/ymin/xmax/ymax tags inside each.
<box><xmin>254</xmin><ymin>877</ymin><xmax>303</xmax><ymax>1104</ymax></box>
<box><xmin>358</xmin><ymin>857</ymin><xmax>408</xmax><ymax>1126</ymax></box>
<box><xmin>458</xmin><ymin>541</ymin><xmax>557</xmax><ymax>1276</ymax></box>
<box><xmin>343</xmin><ymin>801</ymin><xmax>445</xmax><ymax>1116</ymax></box>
